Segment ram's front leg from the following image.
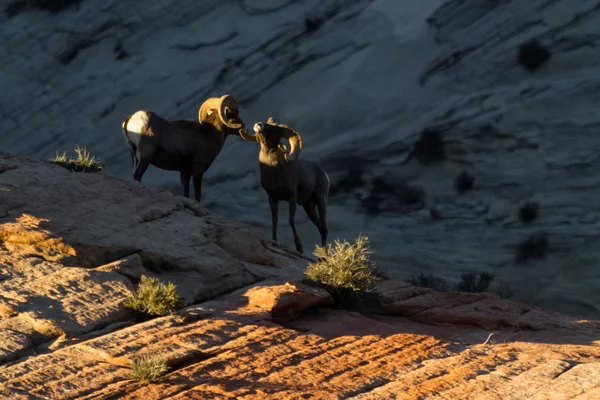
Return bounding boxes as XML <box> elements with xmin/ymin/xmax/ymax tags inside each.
<box><xmin>269</xmin><ymin>196</ymin><xmax>278</xmax><ymax>242</ymax></box>
<box><xmin>288</xmin><ymin>198</ymin><xmax>303</xmax><ymax>254</ymax></box>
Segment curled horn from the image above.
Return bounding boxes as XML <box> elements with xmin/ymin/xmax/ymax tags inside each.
<box><xmin>198</xmin><ymin>95</ymin><xmax>243</xmax><ymax>130</ymax></box>
<box><xmin>266</xmin><ymin>117</ymin><xmax>302</xmax><ymax>162</ymax></box>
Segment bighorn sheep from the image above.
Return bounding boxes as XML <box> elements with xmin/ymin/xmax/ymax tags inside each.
<box><xmin>239</xmin><ymin>117</ymin><xmax>330</xmax><ymax>254</ymax></box>
<box><xmin>121</xmin><ymin>95</ymin><xmax>246</xmax><ymax>202</ymax></box>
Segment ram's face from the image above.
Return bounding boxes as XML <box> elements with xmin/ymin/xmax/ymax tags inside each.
<box><xmin>255</xmin><ymin>124</ymin><xmax>282</xmax><ymax>150</ymax></box>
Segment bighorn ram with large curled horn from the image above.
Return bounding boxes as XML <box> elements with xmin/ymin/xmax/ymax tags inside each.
<box><xmin>121</xmin><ymin>95</ymin><xmax>246</xmax><ymax>202</ymax></box>
<box><xmin>239</xmin><ymin>117</ymin><xmax>330</xmax><ymax>254</ymax></box>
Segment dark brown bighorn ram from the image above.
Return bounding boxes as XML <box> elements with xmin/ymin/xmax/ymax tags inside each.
<box><xmin>239</xmin><ymin>117</ymin><xmax>330</xmax><ymax>254</ymax></box>
<box><xmin>121</xmin><ymin>95</ymin><xmax>246</xmax><ymax>202</ymax></box>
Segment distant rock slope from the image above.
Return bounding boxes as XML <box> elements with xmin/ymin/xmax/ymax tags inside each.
<box><xmin>1</xmin><ymin>0</ymin><xmax>600</xmax><ymax>319</ymax></box>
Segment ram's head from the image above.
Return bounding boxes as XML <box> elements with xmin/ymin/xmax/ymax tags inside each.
<box><xmin>239</xmin><ymin>117</ymin><xmax>303</xmax><ymax>162</ymax></box>
<box><xmin>198</xmin><ymin>94</ymin><xmax>246</xmax><ymax>135</ymax></box>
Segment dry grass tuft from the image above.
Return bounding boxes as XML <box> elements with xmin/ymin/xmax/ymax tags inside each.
<box><xmin>124</xmin><ymin>276</ymin><xmax>184</xmax><ymax>317</ymax></box>
<box><xmin>306</xmin><ymin>235</ymin><xmax>381</xmax><ymax>292</ymax></box>
<box><xmin>50</xmin><ymin>146</ymin><xmax>103</xmax><ymax>173</ymax></box>
<box><xmin>130</xmin><ymin>353</ymin><xmax>169</xmax><ymax>382</ymax></box>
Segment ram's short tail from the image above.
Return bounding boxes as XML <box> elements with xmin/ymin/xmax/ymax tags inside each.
<box><xmin>121</xmin><ymin>114</ymin><xmax>137</xmax><ymax>167</ymax></box>
<box><xmin>122</xmin><ymin>114</ymin><xmax>133</xmax><ymax>137</ymax></box>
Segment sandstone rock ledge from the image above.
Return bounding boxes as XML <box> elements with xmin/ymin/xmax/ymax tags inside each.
<box><xmin>1</xmin><ymin>153</ymin><xmax>599</xmax><ymax>399</ymax></box>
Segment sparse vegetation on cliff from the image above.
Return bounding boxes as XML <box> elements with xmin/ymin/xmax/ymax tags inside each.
<box><xmin>517</xmin><ymin>39</ymin><xmax>551</xmax><ymax>72</ymax></box>
<box><xmin>130</xmin><ymin>353</ymin><xmax>169</xmax><ymax>382</ymax></box>
<box><xmin>124</xmin><ymin>276</ymin><xmax>184</xmax><ymax>317</ymax></box>
<box><xmin>50</xmin><ymin>146</ymin><xmax>103</xmax><ymax>173</ymax></box>
<box><xmin>306</xmin><ymin>235</ymin><xmax>380</xmax><ymax>292</ymax></box>
<box><xmin>516</xmin><ymin>232</ymin><xmax>549</xmax><ymax>263</ymax></box>
<box><xmin>408</xmin><ymin>271</ymin><xmax>504</xmax><ymax>295</ymax></box>
<box><xmin>5</xmin><ymin>0</ymin><xmax>81</xmax><ymax>17</ymax></box>
<box><xmin>408</xmin><ymin>272</ymin><xmax>449</xmax><ymax>292</ymax></box>
<box><xmin>305</xmin><ymin>235</ymin><xmax>382</xmax><ymax>309</ymax></box>
<box><xmin>454</xmin><ymin>171</ymin><xmax>475</xmax><ymax>193</ymax></box>
<box><xmin>455</xmin><ymin>271</ymin><xmax>495</xmax><ymax>292</ymax></box>
<box><xmin>519</xmin><ymin>202</ymin><xmax>539</xmax><ymax>223</ymax></box>
<box><xmin>414</xmin><ymin>128</ymin><xmax>445</xmax><ymax>165</ymax></box>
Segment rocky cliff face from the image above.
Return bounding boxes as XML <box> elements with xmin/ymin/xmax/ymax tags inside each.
<box><xmin>1</xmin><ymin>0</ymin><xmax>600</xmax><ymax>318</ymax></box>
<box><xmin>1</xmin><ymin>154</ymin><xmax>599</xmax><ymax>399</ymax></box>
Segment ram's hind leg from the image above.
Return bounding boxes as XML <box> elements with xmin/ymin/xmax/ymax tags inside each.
<box><xmin>133</xmin><ymin>159</ymin><xmax>150</xmax><ymax>182</ymax></box>
<box><xmin>180</xmin><ymin>172</ymin><xmax>191</xmax><ymax>198</ymax></box>
<box><xmin>302</xmin><ymin>199</ymin><xmax>322</xmax><ymax>232</ymax></box>
<box><xmin>315</xmin><ymin>196</ymin><xmax>328</xmax><ymax>248</ymax></box>
<box><xmin>127</xmin><ymin>141</ymin><xmax>138</xmax><ymax>175</ymax></box>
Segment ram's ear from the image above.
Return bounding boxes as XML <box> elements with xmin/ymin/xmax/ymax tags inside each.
<box><xmin>278</xmin><ymin>143</ymin><xmax>288</xmax><ymax>153</ymax></box>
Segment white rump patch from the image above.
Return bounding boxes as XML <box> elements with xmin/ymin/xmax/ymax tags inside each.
<box><xmin>124</xmin><ymin>111</ymin><xmax>151</xmax><ymax>146</ymax></box>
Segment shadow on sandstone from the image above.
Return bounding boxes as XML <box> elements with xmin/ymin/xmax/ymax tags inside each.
<box><xmin>85</xmin><ymin>280</ymin><xmax>600</xmax><ymax>399</ymax></box>
<box><xmin>0</xmin><ymin>151</ymin><xmax>598</xmax><ymax>362</ymax></box>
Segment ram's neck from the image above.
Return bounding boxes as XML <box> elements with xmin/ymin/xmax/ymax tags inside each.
<box><xmin>205</xmin><ymin>124</ymin><xmax>227</xmax><ymax>148</ymax></box>
<box><xmin>258</xmin><ymin>147</ymin><xmax>283</xmax><ymax>168</ymax></box>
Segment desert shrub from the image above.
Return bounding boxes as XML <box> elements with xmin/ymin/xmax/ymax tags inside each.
<box><xmin>329</xmin><ymin>164</ymin><xmax>366</xmax><ymax>196</ymax></box>
<box><xmin>455</xmin><ymin>271</ymin><xmax>495</xmax><ymax>292</ymax></box>
<box><xmin>517</xmin><ymin>39</ymin><xmax>550</xmax><ymax>72</ymax></box>
<box><xmin>130</xmin><ymin>353</ymin><xmax>169</xmax><ymax>382</ymax></box>
<box><xmin>519</xmin><ymin>202</ymin><xmax>539</xmax><ymax>223</ymax></box>
<box><xmin>414</xmin><ymin>128</ymin><xmax>445</xmax><ymax>165</ymax></box>
<box><xmin>305</xmin><ymin>235</ymin><xmax>382</xmax><ymax>309</ymax></box>
<box><xmin>35</xmin><ymin>0</ymin><xmax>80</xmax><ymax>12</ymax></box>
<box><xmin>515</xmin><ymin>232</ymin><xmax>549</xmax><ymax>263</ymax></box>
<box><xmin>50</xmin><ymin>146</ymin><xmax>103</xmax><ymax>173</ymax></box>
<box><xmin>454</xmin><ymin>171</ymin><xmax>475</xmax><ymax>193</ymax></box>
<box><xmin>5</xmin><ymin>0</ymin><xmax>80</xmax><ymax>16</ymax></box>
<box><xmin>429</xmin><ymin>208</ymin><xmax>442</xmax><ymax>220</ymax></box>
<box><xmin>113</xmin><ymin>41</ymin><xmax>128</xmax><ymax>60</ymax></box>
<box><xmin>124</xmin><ymin>276</ymin><xmax>184</xmax><ymax>317</ymax></box>
<box><xmin>494</xmin><ymin>281</ymin><xmax>514</xmax><ymax>299</ymax></box>
<box><xmin>360</xmin><ymin>176</ymin><xmax>425</xmax><ymax>215</ymax></box>
<box><xmin>304</xmin><ymin>17</ymin><xmax>322</xmax><ymax>33</ymax></box>
<box><xmin>407</xmin><ymin>272</ymin><xmax>449</xmax><ymax>292</ymax></box>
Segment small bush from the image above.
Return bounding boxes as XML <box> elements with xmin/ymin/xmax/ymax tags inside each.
<box><xmin>517</xmin><ymin>39</ymin><xmax>550</xmax><ymax>72</ymax></box>
<box><xmin>360</xmin><ymin>177</ymin><xmax>425</xmax><ymax>215</ymax></box>
<box><xmin>124</xmin><ymin>276</ymin><xmax>184</xmax><ymax>317</ymax></box>
<box><xmin>113</xmin><ymin>41</ymin><xmax>128</xmax><ymax>60</ymax></box>
<box><xmin>455</xmin><ymin>271</ymin><xmax>495</xmax><ymax>292</ymax></box>
<box><xmin>305</xmin><ymin>235</ymin><xmax>382</xmax><ymax>309</ymax></box>
<box><xmin>414</xmin><ymin>128</ymin><xmax>445</xmax><ymax>165</ymax></box>
<box><xmin>307</xmin><ymin>235</ymin><xmax>380</xmax><ymax>291</ymax></box>
<box><xmin>519</xmin><ymin>202</ymin><xmax>539</xmax><ymax>223</ymax></box>
<box><xmin>429</xmin><ymin>208</ymin><xmax>442</xmax><ymax>220</ymax></box>
<box><xmin>407</xmin><ymin>272</ymin><xmax>449</xmax><ymax>292</ymax></box>
<box><xmin>304</xmin><ymin>17</ymin><xmax>322</xmax><ymax>33</ymax></box>
<box><xmin>130</xmin><ymin>353</ymin><xmax>169</xmax><ymax>382</ymax></box>
<box><xmin>5</xmin><ymin>0</ymin><xmax>81</xmax><ymax>17</ymax></box>
<box><xmin>454</xmin><ymin>171</ymin><xmax>475</xmax><ymax>193</ymax></box>
<box><xmin>494</xmin><ymin>281</ymin><xmax>514</xmax><ymax>299</ymax></box>
<box><xmin>329</xmin><ymin>164</ymin><xmax>366</xmax><ymax>196</ymax></box>
<box><xmin>516</xmin><ymin>232</ymin><xmax>549</xmax><ymax>263</ymax></box>
<box><xmin>50</xmin><ymin>146</ymin><xmax>103</xmax><ymax>173</ymax></box>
